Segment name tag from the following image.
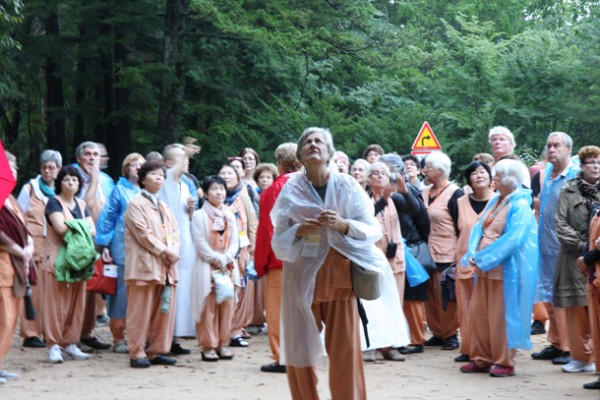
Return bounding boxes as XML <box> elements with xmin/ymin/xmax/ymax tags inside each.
<box><xmin>239</xmin><ymin>230</ymin><xmax>250</xmax><ymax>248</ymax></box>
<box><xmin>301</xmin><ymin>235</ymin><xmax>321</xmax><ymax>258</ymax></box>
<box><xmin>103</xmin><ymin>264</ymin><xmax>118</xmax><ymax>278</ymax></box>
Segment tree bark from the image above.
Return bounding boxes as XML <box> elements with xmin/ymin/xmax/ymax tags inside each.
<box><xmin>156</xmin><ymin>0</ymin><xmax>190</xmax><ymax>146</ymax></box>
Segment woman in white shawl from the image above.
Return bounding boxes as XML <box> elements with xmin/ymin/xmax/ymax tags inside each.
<box><xmin>271</xmin><ymin>127</ymin><xmax>389</xmax><ymax>400</ymax></box>
<box><xmin>191</xmin><ymin>176</ymin><xmax>239</xmax><ymax>362</ymax></box>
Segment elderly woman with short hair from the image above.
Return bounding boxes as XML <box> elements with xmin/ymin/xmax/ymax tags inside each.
<box><xmin>421</xmin><ymin>151</ymin><xmax>464</xmax><ymax>350</ymax></box>
<box><xmin>253</xmin><ymin>163</ymin><xmax>278</xmax><ymax>194</ymax></box>
<box><xmin>554</xmin><ymin>145</ymin><xmax>600</xmax><ymax>374</ymax></box>
<box><xmin>272</xmin><ymin>127</ymin><xmax>388</xmax><ymax>399</ymax></box>
<box><xmin>460</xmin><ymin>159</ymin><xmax>537</xmax><ymax>377</ymax></box>
<box><xmin>16</xmin><ymin>149</ymin><xmax>62</xmax><ymax>348</ymax></box>
<box><xmin>351</xmin><ymin>158</ymin><xmax>370</xmax><ymax>190</ymax></box>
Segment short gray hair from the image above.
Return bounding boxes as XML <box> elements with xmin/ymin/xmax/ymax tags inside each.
<box><xmin>493</xmin><ymin>159</ymin><xmax>527</xmax><ymax>190</ymax></box>
<box><xmin>367</xmin><ymin>161</ymin><xmax>390</xmax><ymax>178</ymax></box>
<box><xmin>296</xmin><ymin>127</ymin><xmax>335</xmax><ymax>162</ymax></box>
<box><xmin>488</xmin><ymin>126</ymin><xmax>516</xmax><ymax>150</ymax></box>
<box><xmin>379</xmin><ymin>153</ymin><xmax>405</xmax><ymax>175</ymax></box>
<box><xmin>76</xmin><ymin>141</ymin><xmax>99</xmax><ymax>157</ymax></box>
<box><xmin>425</xmin><ymin>151</ymin><xmax>451</xmax><ymax>179</ymax></box>
<box><xmin>547</xmin><ymin>132</ymin><xmax>573</xmax><ymax>151</ymax></box>
<box><xmin>40</xmin><ymin>149</ymin><xmax>62</xmax><ymax>168</ymax></box>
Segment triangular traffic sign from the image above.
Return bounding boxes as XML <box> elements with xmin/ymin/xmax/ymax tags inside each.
<box><xmin>411</xmin><ymin>121</ymin><xmax>441</xmax><ymax>155</ymax></box>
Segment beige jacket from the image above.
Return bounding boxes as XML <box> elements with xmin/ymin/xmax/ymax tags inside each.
<box><xmin>124</xmin><ymin>194</ymin><xmax>180</xmax><ymax>285</ymax></box>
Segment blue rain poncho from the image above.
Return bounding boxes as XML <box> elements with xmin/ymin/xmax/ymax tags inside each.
<box><xmin>95</xmin><ymin>177</ymin><xmax>140</xmax><ymax>266</ymax></box>
<box><xmin>461</xmin><ymin>188</ymin><xmax>538</xmax><ymax>350</ymax></box>
<box><xmin>536</xmin><ymin>161</ymin><xmax>579</xmax><ymax>302</ymax></box>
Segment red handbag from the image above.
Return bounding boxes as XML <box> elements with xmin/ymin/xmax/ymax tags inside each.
<box><xmin>86</xmin><ymin>258</ymin><xmax>118</xmax><ymax>296</ymax></box>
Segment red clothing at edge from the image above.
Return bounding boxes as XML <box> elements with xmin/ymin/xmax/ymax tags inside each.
<box><xmin>254</xmin><ymin>172</ymin><xmax>294</xmax><ymax>277</ymax></box>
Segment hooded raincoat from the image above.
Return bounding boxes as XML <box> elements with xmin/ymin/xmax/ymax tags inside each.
<box><xmin>461</xmin><ymin>188</ymin><xmax>538</xmax><ymax>350</ymax></box>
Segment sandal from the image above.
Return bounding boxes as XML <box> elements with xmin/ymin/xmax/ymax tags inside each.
<box><xmin>229</xmin><ymin>336</ymin><xmax>249</xmax><ymax>347</ymax></box>
<box><xmin>201</xmin><ymin>349</ymin><xmax>219</xmax><ymax>362</ymax></box>
<box><xmin>217</xmin><ymin>347</ymin><xmax>234</xmax><ymax>360</ymax></box>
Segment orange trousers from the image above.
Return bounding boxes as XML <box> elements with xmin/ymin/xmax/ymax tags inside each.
<box><xmin>42</xmin><ymin>271</ymin><xmax>86</xmax><ymax>347</ymax></box>
<box><xmin>565</xmin><ymin>305</ymin><xmax>593</xmax><ymax>363</ymax></box>
<box><xmin>403</xmin><ymin>300</ymin><xmax>426</xmax><ymax>345</ymax></box>
<box><xmin>287</xmin><ymin>298</ymin><xmax>365</xmax><ymax>400</ymax></box>
<box><xmin>456</xmin><ymin>278</ymin><xmax>475</xmax><ymax>355</ymax></box>
<box><xmin>0</xmin><ymin>287</ymin><xmax>20</xmax><ymax>362</ymax></box>
<box><xmin>19</xmin><ymin>270</ymin><xmax>44</xmax><ymax>339</ymax></box>
<box><xmin>544</xmin><ymin>302</ymin><xmax>569</xmax><ymax>352</ymax></box>
<box><xmin>249</xmin><ymin>279</ymin><xmax>266</xmax><ymax>326</ymax></box>
<box><xmin>425</xmin><ymin>270</ymin><xmax>458</xmax><ymax>340</ymax></box>
<box><xmin>468</xmin><ymin>276</ymin><xmax>515</xmax><ymax>367</ymax></box>
<box><xmin>126</xmin><ymin>284</ymin><xmax>176</xmax><ymax>360</ymax></box>
<box><xmin>532</xmin><ymin>302</ymin><xmax>549</xmax><ymax>323</ymax></box>
<box><xmin>197</xmin><ymin>291</ymin><xmax>234</xmax><ymax>350</ymax></box>
<box><xmin>230</xmin><ymin>283</ymin><xmax>254</xmax><ymax>338</ymax></box>
<box><xmin>265</xmin><ymin>268</ymin><xmax>282</xmax><ymax>363</ymax></box>
<box><xmin>587</xmin><ymin>284</ymin><xmax>600</xmax><ymax>367</ymax></box>
<box><xmin>109</xmin><ymin>318</ymin><xmax>126</xmax><ymax>344</ymax></box>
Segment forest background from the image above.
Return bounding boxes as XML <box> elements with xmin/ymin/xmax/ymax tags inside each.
<box><xmin>1</xmin><ymin>0</ymin><xmax>598</xmax><ymax>183</ymax></box>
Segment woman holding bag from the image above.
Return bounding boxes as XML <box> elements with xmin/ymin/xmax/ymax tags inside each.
<box><xmin>124</xmin><ymin>161</ymin><xmax>180</xmax><ymax>368</ymax></box>
<box><xmin>191</xmin><ymin>175</ymin><xmax>239</xmax><ymax>362</ymax></box>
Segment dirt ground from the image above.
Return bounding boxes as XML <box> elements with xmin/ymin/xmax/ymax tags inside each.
<box><xmin>0</xmin><ymin>324</ymin><xmax>597</xmax><ymax>400</ymax></box>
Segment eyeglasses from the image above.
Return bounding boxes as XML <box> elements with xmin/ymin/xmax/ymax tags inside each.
<box><xmin>370</xmin><ymin>170</ymin><xmax>388</xmax><ymax>177</ymax></box>
<box><xmin>41</xmin><ymin>165</ymin><xmax>57</xmax><ymax>171</ymax></box>
<box><xmin>584</xmin><ymin>160</ymin><xmax>600</xmax><ymax>166</ymax></box>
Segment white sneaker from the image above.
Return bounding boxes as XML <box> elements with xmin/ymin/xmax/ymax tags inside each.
<box><xmin>562</xmin><ymin>360</ymin><xmax>595</xmax><ymax>373</ymax></box>
<box><xmin>48</xmin><ymin>344</ymin><xmax>64</xmax><ymax>364</ymax></box>
<box><xmin>0</xmin><ymin>377</ymin><xmax>6</xmax><ymax>384</ymax></box>
<box><xmin>0</xmin><ymin>370</ymin><xmax>19</xmax><ymax>381</ymax></box>
<box><xmin>63</xmin><ymin>344</ymin><xmax>91</xmax><ymax>360</ymax></box>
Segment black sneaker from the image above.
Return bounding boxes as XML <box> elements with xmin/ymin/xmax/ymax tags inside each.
<box><xmin>170</xmin><ymin>342</ymin><xmax>191</xmax><ymax>355</ymax></box>
<box><xmin>150</xmin><ymin>355</ymin><xmax>177</xmax><ymax>365</ymax></box>
<box><xmin>81</xmin><ymin>337</ymin><xmax>111</xmax><ymax>350</ymax></box>
<box><xmin>552</xmin><ymin>353</ymin><xmax>572</xmax><ymax>365</ymax></box>
<box><xmin>130</xmin><ymin>358</ymin><xmax>151</xmax><ymax>368</ymax></box>
<box><xmin>424</xmin><ymin>336</ymin><xmax>445</xmax><ymax>346</ymax></box>
<box><xmin>583</xmin><ymin>379</ymin><xmax>600</xmax><ymax>390</ymax></box>
<box><xmin>454</xmin><ymin>354</ymin><xmax>470</xmax><ymax>362</ymax></box>
<box><xmin>531</xmin><ymin>320</ymin><xmax>546</xmax><ymax>335</ymax></box>
<box><xmin>442</xmin><ymin>335</ymin><xmax>459</xmax><ymax>350</ymax></box>
<box><xmin>260</xmin><ymin>362</ymin><xmax>286</xmax><ymax>373</ymax></box>
<box><xmin>23</xmin><ymin>337</ymin><xmax>45</xmax><ymax>348</ymax></box>
<box><xmin>398</xmin><ymin>345</ymin><xmax>424</xmax><ymax>355</ymax></box>
<box><xmin>531</xmin><ymin>345</ymin><xmax>563</xmax><ymax>360</ymax></box>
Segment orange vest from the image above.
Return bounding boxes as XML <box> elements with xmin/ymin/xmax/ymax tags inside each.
<box><xmin>374</xmin><ymin>196</ymin><xmax>405</xmax><ymax>273</ymax></box>
<box><xmin>476</xmin><ymin>199</ymin><xmax>511</xmax><ymax>280</ymax></box>
<box><xmin>455</xmin><ymin>195</ymin><xmax>488</xmax><ymax>279</ymax></box>
<box><xmin>423</xmin><ymin>183</ymin><xmax>460</xmax><ymax>264</ymax></box>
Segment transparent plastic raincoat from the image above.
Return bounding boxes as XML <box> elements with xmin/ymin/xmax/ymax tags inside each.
<box><xmin>271</xmin><ymin>168</ymin><xmax>399</xmax><ymax>367</ymax></box>
<box><xmin>461</xmin><ymin>188</ymin><xmax>538</xmax><ymax>350</ymax></box>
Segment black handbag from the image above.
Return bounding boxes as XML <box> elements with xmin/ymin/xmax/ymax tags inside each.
<box><xmin>408</xmin><ymin>241</ymin><xmax>436</xmax><ymax>275</ymax></box>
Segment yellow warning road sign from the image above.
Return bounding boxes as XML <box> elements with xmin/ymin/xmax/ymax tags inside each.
<box><xmin>411</xmin><ymin>122</ymin><xmax>442</xmax><ymax>155</ymax></box>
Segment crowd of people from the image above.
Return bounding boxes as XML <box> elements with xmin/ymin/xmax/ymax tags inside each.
<box><xmin>0</xmin><ymin>126</ymin><xmax>599</xmax><ymax>399</ymax></box>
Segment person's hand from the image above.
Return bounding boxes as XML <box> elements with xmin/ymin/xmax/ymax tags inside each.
<box><xmin>183</xmin><ymin>137</ymin><xmax>201</xmax><ymax>158</ymax></box>
<box><xmin>21</xmin><ymin>244</ymin><xmax>34</xmax><ymax>265</ymax></box>
<box><xmin>395</xmin><ymin>173</ymin><xmax>408</xmax><ymax>194</ymax></box>
<box><xmin>101</xmin><ymin>247</ymin><xmax>113</xmax><ymax>263</ymax></box>
<box><xmin>296</xmin><ymin>219</ymin><xmax>324</xmax><ymax>238</ymax></box>
<box><xmin>318</xmin><ymin>210</ymin><xmax>349</xmax><ymax>234</ymax></box>
<box><xmin>228</xmin><ymin>201</ymin><xmax>241</xmax><ymax>214</ymax></box>
<box><xmin>577</xmin><ymin>256</ymin><xmax>588</xmax><ymax>277</ymax></box>
<box><xmin>162</xmin><ymin>249</ymin><xmax>179</xmax><ymax>265</ymax></box>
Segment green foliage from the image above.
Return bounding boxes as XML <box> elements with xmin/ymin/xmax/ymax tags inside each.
<box><xmin>1</xmin><ymin>0</ymin><xmax>600</xmax><ymax>183</ymax></box>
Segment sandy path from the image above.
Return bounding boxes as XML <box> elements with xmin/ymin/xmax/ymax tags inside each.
<box><xmin>0</xmin><ymin>326</ymin><xmax>597</xmax><ymax>400</ymax></box>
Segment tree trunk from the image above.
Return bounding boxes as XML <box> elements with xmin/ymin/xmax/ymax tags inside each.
<box><xmin>156</xmin><ymin>0</ymin><xmax>190</xmax><ymax>146</ymax></box>
<box><xmin>44</xmin><ymin>3</ymin><xmax>66</xmax><ymax>155</ymax></box>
